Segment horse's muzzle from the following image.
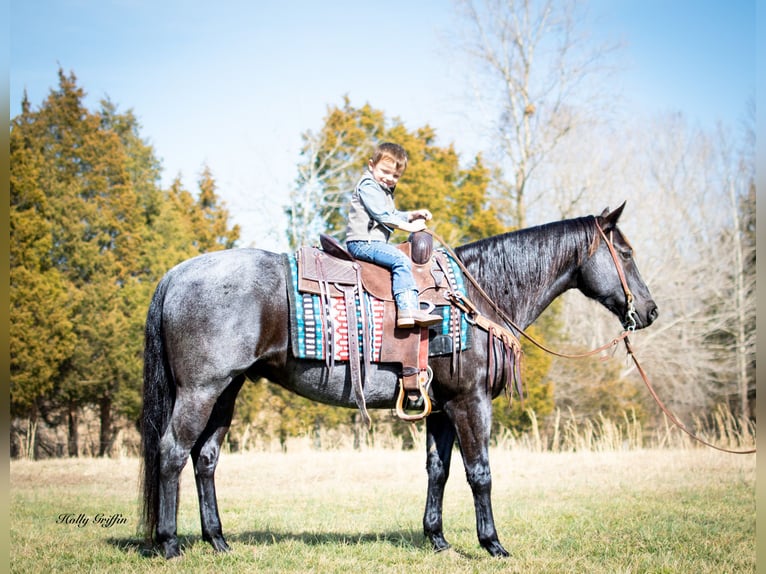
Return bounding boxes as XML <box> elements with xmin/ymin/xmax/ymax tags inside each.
<box><xmin>630</xmin><ymin>302</ymin><xmax>658</xmax><ymax>330</ymax></box>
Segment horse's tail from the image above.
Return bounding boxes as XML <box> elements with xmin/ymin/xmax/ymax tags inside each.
<box><xmin>139</xmin><ymin>273</ymin><xmax>174</xmax><ymax>543</ymax></box>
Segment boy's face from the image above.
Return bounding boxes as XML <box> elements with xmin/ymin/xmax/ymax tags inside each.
<box><xmin>369</xmin><ymin>157</ymin><xmax>404</xmax><ymax>189</ymax></box>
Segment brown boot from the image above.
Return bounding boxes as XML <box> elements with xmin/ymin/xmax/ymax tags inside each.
<box><xmin>396</xmin><ymin>308</ymin><xmax>443</xmax><ymax>328</ymax></box>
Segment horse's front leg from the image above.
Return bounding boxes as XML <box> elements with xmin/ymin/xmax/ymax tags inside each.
<box><xmin>423</xmin><ymin>411</ymin><xmax>456</xmax><ymax>552</ymax></box>
<box><xmin>449</xmin><ymin>393</ymin><xmax>510</xmax><ymax>558</ymax></box>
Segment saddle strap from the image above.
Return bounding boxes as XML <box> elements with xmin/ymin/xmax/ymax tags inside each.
<box><xmin>314</xmin><ymin>253</ymin><xmax>335</xmax><ymax>373</ymax></box>
<box><xmin>338</xmin><ymin>283</ymin><xmax>371</xmax><ymax>427</ymax></box>
<box><xmin>488</xmin><ymin>326</ymin><xmax>524</xmax><ymax>408</ymax></box>
<box><xmin>400</xmin><ymin>327</ymin><xmax>430</xmax><ymax>395</ymax></box>
<box><xmin>445</xmin><ymin>290</ymin><xmax>523</xmax><ymax>402</ymax></box>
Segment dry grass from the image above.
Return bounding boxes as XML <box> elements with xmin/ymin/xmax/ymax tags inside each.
<box><xmin>10</xmin><ymin>444</ymin><xmax>756</xmax><ymax>573</ymax></box>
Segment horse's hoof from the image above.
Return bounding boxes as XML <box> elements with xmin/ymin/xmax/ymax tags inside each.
<box><xmin>208</xmin><ymin>536</ymin><xmax>231</xmax><ymax>553</ymax></box>
<box><xmin>429</xmin><ymin>533</ymin><xmax>452</xmax><ymax>553</ymax></box>
<box><xmin>161</xmin><ymin>540</ymin><xmax>182</xmax><ymax>559</ymax></box>
<box><xmin>483</xmin><ymin>540</ymin><xmax>510</xmax><ymax>558</ymax></box>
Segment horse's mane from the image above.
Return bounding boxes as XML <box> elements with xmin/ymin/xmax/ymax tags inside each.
<box><xmin>454</xmin><ymin>215</ymin><xmax>597</xmax><ymax>305</ymax></box>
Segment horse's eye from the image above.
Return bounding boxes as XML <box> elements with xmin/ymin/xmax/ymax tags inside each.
<box><xmin>620</xmin><ymin>249</ymin><xmax>633</xmax><ymax>260</ymax></box>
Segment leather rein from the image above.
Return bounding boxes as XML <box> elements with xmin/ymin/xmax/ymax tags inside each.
<box><xmin>427</xmin><ymin>224</ymin><xmax>755</xmax><ymax>455</ymax></box>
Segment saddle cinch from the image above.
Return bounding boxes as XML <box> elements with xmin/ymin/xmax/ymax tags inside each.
<box><xmin>295</xmin><ymin>232</ymin><xmax>464</xmax><ymax>426</ymax></box>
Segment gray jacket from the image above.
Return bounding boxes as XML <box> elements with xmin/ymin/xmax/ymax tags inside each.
<box><xmin>346</xmin><ymin>169</ymin><xmax>411</xmax><ymax>242</ymax></box>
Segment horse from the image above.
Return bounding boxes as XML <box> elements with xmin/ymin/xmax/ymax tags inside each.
<box><xmin>139</xmin><ymin>203</ymin><xmax>658</xmax><ymax>559</ymax></box>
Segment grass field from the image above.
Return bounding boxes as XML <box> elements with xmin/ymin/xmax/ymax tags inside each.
<box><xmin>10</xmin><ymin>445</ymin><xmax>755</xmax><ymax>573</ymax></box>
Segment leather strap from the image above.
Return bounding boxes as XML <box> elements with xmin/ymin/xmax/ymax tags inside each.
<box><xmin>314</xmin><ymin>252</ymin><xmax>335</xmax><ymax>372</ymax></box>
<box><xmin>315</xmin><ymin>251</ymin><xmax>371</xmax><ymax>427</ymax></box>
<box><xmin>338</xmin><ymin>283</ymin><xmax>370</xmax><ymax>427</ymax></box>
<box><xmin>625</xmin><ymin>337</ymin><xmax>755</xmax><ymax>454</ymax></box>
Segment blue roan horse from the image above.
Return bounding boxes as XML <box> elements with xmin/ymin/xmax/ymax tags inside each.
<box><xmin>140</xmin><ymin>204</ymin><xmax>658</xmax><ymax>559</ymax></box>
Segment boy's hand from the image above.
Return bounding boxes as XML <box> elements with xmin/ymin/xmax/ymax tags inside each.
<box><xmin>397</xmin><ymin>219</ymin><xmax>427</xmax><ymax>233</ymax></box>
<box><xmin>409</xmin><ymin>209</ymin><xmax>432</xmax><ymax>221</ymax></box>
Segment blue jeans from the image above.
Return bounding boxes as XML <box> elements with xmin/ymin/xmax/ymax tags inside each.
<box><xmin>347</xmin><ymin>240</ymin><xmax>417</xmax><ymax>303</ymax></box>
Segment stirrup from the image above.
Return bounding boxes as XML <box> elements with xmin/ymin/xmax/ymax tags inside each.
<box><xmin>395</xmin><ymin>367</ymin><xmax>433</xmax><ymax>422</ymax></box>
<box><xmin>419</xmin><ymin>301</ymin><xmax>435</xmax><ymax>314</ymax></box>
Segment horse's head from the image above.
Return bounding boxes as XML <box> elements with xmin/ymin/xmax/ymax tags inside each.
<box><xmin>578</xmin><ymin>203</ymin><xmax>658</xmax><ymax>330</ymax></box>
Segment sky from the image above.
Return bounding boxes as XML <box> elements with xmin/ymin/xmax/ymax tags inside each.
<box><xmin>9</xmin><ymin>0</ymin><xmax>758</xmax><ymax>251</ymax></box>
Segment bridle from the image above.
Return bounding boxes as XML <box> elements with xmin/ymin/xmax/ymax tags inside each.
<box><xmin>428</xmin><ymin>221</ymin><xmax>756</xmax><ymax>455</ymax></box>
<box><xmin>594</xmin><ymin>222</ymin><xmax>638</xmax><ymax>332</ymax></box>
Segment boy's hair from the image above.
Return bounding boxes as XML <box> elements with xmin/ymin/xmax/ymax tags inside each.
<box><xmin>370</xmin><ymin>142</ymin><xmax>408</xmax><ymax>171</ymax></box>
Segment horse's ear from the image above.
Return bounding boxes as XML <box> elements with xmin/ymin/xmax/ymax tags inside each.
<box><xmin>599</xmin><ymin>201</ymin><xmax>626</xmax><ymax>230</ymax></box>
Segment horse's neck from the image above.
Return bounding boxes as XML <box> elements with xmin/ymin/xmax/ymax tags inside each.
<box><xmin>458</xmin><ymin>219</ymin><xmax>592</xmax><ymax>329</ymax></box>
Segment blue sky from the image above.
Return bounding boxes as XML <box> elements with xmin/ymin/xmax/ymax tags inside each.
<box><xmin>10</xmin><ymin>0</ymin><xmax>757</xmax><ymax>250</ymax></box>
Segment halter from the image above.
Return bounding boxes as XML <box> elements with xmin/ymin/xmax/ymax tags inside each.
<box><xmin>594</xmin><ymin>221</ymin><xmax>638</xmax><ymax>331</ymax></box>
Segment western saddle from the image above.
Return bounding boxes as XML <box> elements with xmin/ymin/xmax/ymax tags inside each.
<box><xmin>295</xmin><ymin>232</ymin><xmax>464</xmax><ymax>425</ymax></box>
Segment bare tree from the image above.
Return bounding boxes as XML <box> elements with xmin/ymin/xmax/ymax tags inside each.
<box><xmin>723</xmin><ymin>177</ymin><xmax>755</xmax><ymax>419</ymax></box>
<box><xmin>716</xmin><ymin>110</ymin><xmax>756</xmax><ymax>419</ymax></box>
<box><xmin>454</xmin><ymin>0</ymin><xmax>619</xmax><ymax>227</ymax></box>
<box><xmin>550</xmin><ymin>111</ymin><xmax>755</xmax><ymax>424</ymax></box>
<box><xmin>286</xmin><ymin>128</ymin><xmax>365</xmax><ymax>249</ymax></box>
<box><xmin>451</xmin><ymin>0</ymin><xmax>755</xmax><ymax>429</ymax></box>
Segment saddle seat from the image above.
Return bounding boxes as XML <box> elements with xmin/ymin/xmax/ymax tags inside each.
<box><xmin>298</xmin><ymin>233</ymin><xmax>449</xmax><ymax>307</ymax></box>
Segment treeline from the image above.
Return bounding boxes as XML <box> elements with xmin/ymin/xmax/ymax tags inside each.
<box><xmin>10</xmin><ymin>72</ymin><xmax>558</xmax><ymax>458</ymax></box>
<box><xmin>10</xmin><ymin>66</ymin><xmax>755</xmax><ymax>459</ymax></box>
<box><xmin>10</xmin><ymin>71</ymin><xmax>240</xmax><ymax>458</ymax></box>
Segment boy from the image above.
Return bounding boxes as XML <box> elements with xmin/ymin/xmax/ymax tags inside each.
<box><xmin>346</xmin><ymin>142</ymin><xmax>442</xmax><ymax>328</ymax></box>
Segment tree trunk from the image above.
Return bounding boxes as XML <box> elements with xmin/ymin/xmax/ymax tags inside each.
<box><xmin>26</xmin><ymin>415</ymin><xmax>38</xmax><ymax>460</ymax></box>
<box><xmin>98</xmin><ymin>395</ymin><xmax>113</xmax><ymax>457</ymax></box>
<box><xmin>67</xmin><ymin>405</ymin><xmax>80</xmax><ymax>457</ymax></box>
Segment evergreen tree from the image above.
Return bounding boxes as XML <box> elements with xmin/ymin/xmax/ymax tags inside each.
<box><xmin>382</xmin><ymin>123</ymin><xmax>506</xmax><ymax>244</ymax></box>
<box><xmin>10</xmin><ymin>98</ymin><xmax>77</xmax><ymax>456</ymax></box>
<box><xmin>167</xmin><ymin>166</ymin><xmax>240</xmax><ymax>252</ymax></box>
<box><xmin>286</xmin><ymin>98</ymin><xmax>384</xmax><ymax>249</ymax></box>
<box><xmin>10</xmin><ymin>70</ymin><xmax>145</xmax><ymax>455</ymax></box>
<box><xmin>287</xmin><ymin>99</ymin><xmax>507</xmax><ymax>246</ymax></box>
<box><xmin>10</xmin><ymin>70</ymin><xmax>241</xmax><ymax>457</ymax></box>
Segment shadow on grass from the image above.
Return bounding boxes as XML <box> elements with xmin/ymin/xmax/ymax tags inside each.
<box><xmin>107</xmin><ymin>529</ymin><xmax>471</xmax><ymax>559</ymax></box>
<box><xmin>232</xmin><ymin>528</ymin><xmax>424</xmax><ymax>548</ymax></box>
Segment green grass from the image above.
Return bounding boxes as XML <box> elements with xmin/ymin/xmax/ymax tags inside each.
<box><xmin>10</xmin><ymin>447</ymin><xmax>755</xmax><ymax>573</ymax></box>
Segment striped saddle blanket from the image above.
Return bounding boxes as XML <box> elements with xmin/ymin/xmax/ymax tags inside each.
<box><xmin>284</xmin><ymin>249</ymin><xmax>471</xmax><ymax>363</ymax></box>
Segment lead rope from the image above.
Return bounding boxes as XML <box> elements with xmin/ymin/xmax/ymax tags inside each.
<box><xmin>624</xmin><ymin>336</ymin><xmax>755</xmax><ymax>454</ymax></box>
<box><xmin>425</xmin><ymin>228</ymin><xmax>756</xmax><ymax>455</ymax></box>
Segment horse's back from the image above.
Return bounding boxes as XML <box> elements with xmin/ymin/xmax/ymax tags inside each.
<box><xmin>159</xmin><ymin>248</ymin><xmax>289</xmax><ymax>388</ymax></box>
<box><xmin>163</xmin><ymin>247</ymin><xmax>282</xmax><ymax>286</ymax></box>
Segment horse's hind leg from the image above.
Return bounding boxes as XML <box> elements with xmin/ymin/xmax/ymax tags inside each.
<box><xmin>156</xmin><ymin>391</ymin><xmax>220</xmax><ymax>558</ymax></box>
<box><xmin>191</xmin><ymin>375</ymin><xmax>246</xmax><ymax>553</ymax></box>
